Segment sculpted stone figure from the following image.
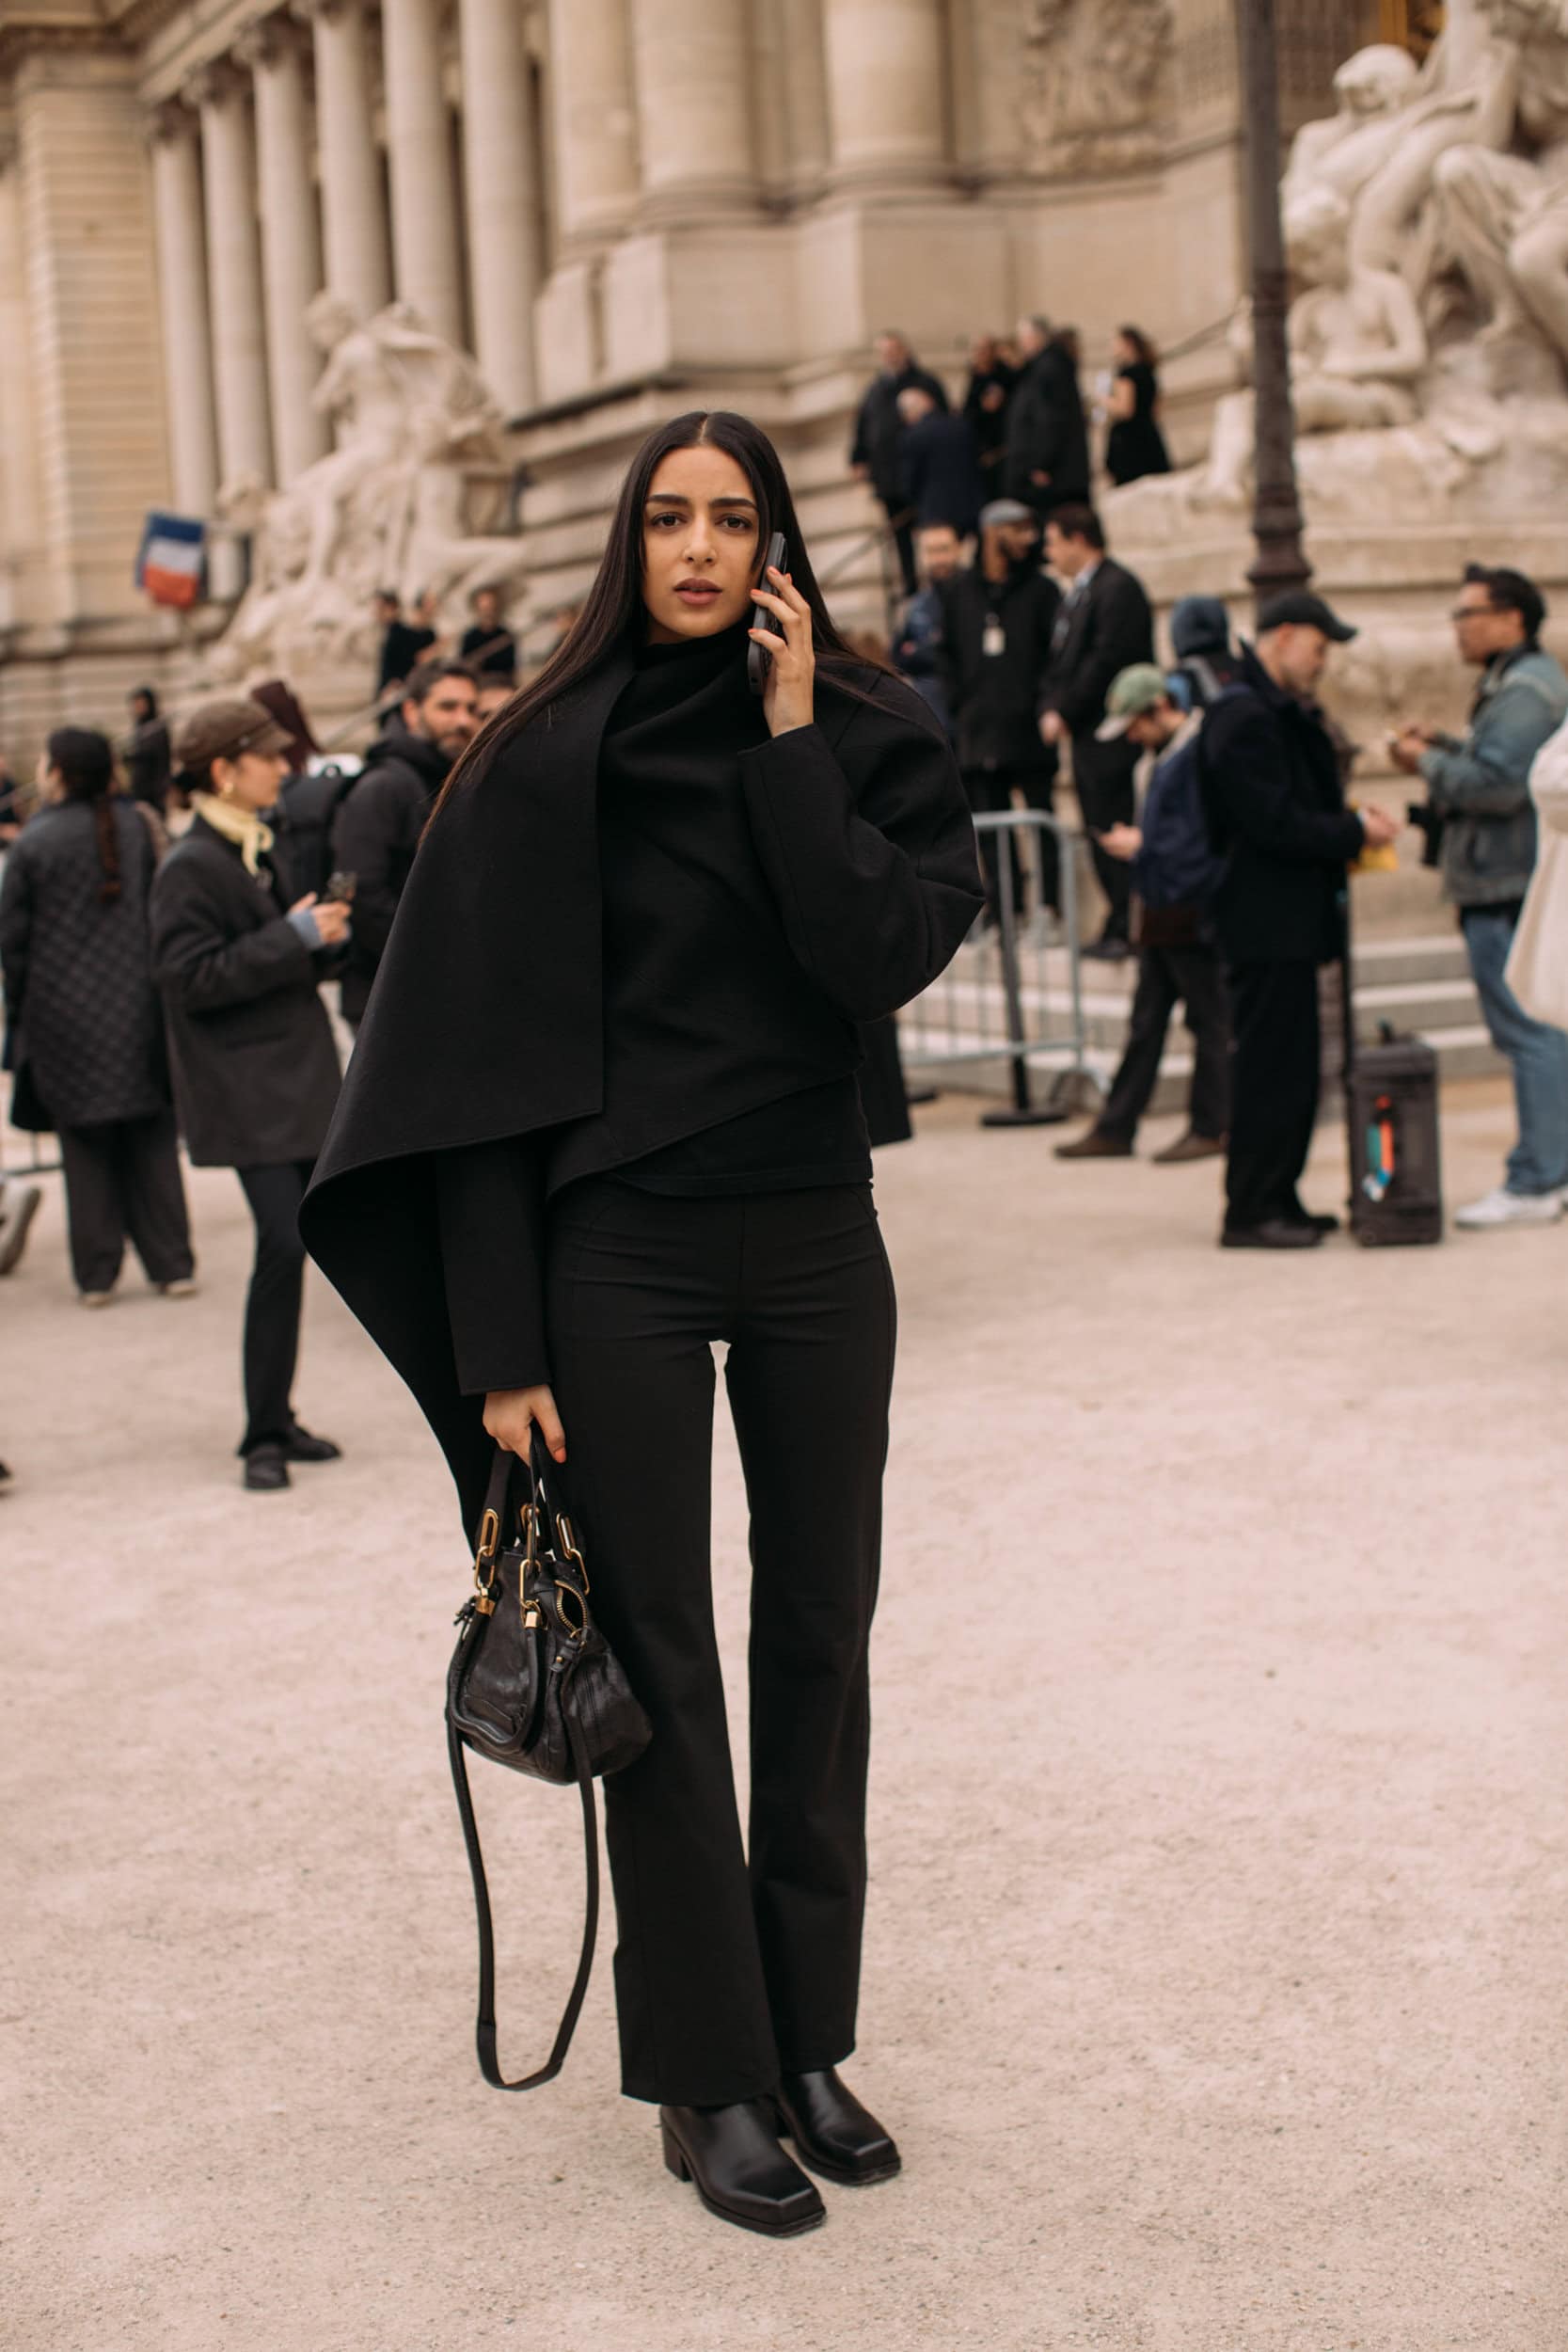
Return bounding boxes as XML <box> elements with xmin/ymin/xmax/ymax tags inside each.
<box><xmin>1432</xmin><ymin>0</ymin><xmax>1568</xmax><ymax>375</ymax></box>
<box><xmin>215</xmin><ymin>298</ymin><xmax>520</xmax><ymax>691</ymax></box>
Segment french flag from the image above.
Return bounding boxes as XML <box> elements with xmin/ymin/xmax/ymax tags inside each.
<box><xmin>135</xmin><ymin>511</ymin><xmax>206</xmax><ymax>610</ymax></box>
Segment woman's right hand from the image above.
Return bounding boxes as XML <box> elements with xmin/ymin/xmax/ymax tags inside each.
<box><xmin>483</xmin><ymin>1383</ymin><xmax>567</xmax><ymax>1464</ymax></box>
<box><xmin>290</xmin><ymin>891</ymin><xmax>352</xmax><ymax>947</ymax></box>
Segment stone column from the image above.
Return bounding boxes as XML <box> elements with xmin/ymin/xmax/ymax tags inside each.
<box><xmin>13</xmin><ymin>44</ymin><xmax>172</xmax><ymax>620</ymax></box>
<box><xmin>459</xmin><ymin>0</ymin><xmax>539</xmax><ymax>410</ymax></box>
<box><xmin>381</xmin><ymin>0</ymin><xmax>465</xmax><ymax>343</ymax></box>
<box><xmin>309</xmin><ymin>0</ymin><xmax>391</xmax><ymax>317</ymax></box>
<box><xmin>628</xmin><ymin>0</ymin><xmax>757</xmax><ymax>220</ymax></box>
<box><xmin>822</xmin><ymin>0</ymin><xmax>949</xmax><ymax>192</ymax></box>
<box><xmin>546</xmin><ymin>0</ymin><xmax>639</xmax><ymax>247</ymax></box>
<box><xmin>193</xmin><ymin>63</ymin><xmax>274</xmax><ymax>491</ymax></box>
<box><xmin>147</xmin><ymin>103</ymin><xmax>220</xmax><ymax>516</ymax></box>
<box><xmin>0</xmin><ymin>135</ymin><xmax>42</xmax><ymax>612</ymax></box>
<box><xmin>241</xmin><ymin>19</ymin><xmax>328</xmax><ymax>485</ymax></box>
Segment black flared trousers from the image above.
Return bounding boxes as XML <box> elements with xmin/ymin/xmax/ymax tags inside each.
<box><xmin>544</xmin><ymin>1180</ymin><xmax>896</xmax><ymax>2107</ymax></box>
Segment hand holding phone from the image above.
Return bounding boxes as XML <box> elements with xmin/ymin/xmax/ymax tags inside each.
<box><xmin>748</xmin><ymin>532</ymin><xmax>789</xmax><ymax>697</ymax></box>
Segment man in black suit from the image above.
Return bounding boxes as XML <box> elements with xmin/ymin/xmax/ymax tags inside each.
<box><xmin>1202</xmin><ymin>592</ymin><xmax>1399</xmax><ymax>1250</ymax></box>
<box><xmin>1004</xmin><ymin>316</ymin><xmax>1090</xmax><ymax>517</ymax></box>
<box><xmin>897</xmin><ymin>387</ymin><xmax>985</xmax><ymax>541</ymax></box>
<box><xmin>935</xmin><ymin>500</ymin><xmax>1063</xmax><ymax>922</ymax></box>
<box><xmin>848</xmin><ymin>330</ymin><xmax>949</xmax><ymax>596</ymax></box>
<box><xmin>1040</xmin><ymin>504</ymin><xmax>1155</xmax><ymax>957</ymax></box>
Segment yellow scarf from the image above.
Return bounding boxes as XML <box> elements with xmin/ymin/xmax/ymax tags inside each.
<box><xmin>194</xmin><ymin>791</ymin><xmax>275</xmax><ymax>878</ymax></box>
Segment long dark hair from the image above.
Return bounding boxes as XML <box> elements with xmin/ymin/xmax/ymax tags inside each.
<box><xmin>49</xmin><ymin>726</ymin><xmax>122</xmax><ymax>905</ymax></box>
<box><xmin>1117</xmin><ymin>325</ymin><xmax>1158</xmax><ymax>367</ymax></box>
<box><xmin>433</xmin><ymin>410</ymin><xmax>878</xmax><ymax>822</ymax></box>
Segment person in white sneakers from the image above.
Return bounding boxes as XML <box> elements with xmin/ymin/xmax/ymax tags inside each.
<box><xmin>1390</xmin><ymin>564</ymin><xmax>1568</xmax><ymax>1229</ymax></box>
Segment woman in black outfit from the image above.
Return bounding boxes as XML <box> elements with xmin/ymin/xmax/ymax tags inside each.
<box><xmin>1103</xmin><ymin>325</ymin><xmax>1172</xmax><ymax>487</ymax></box>
<box><xmin>300</xmin><ymin>412</ymin><xmax>982</xmax><ymax>2237</ymax></box>
<box><xmin>0</xmin><ymin>727</ymin><xmax>195</xmax><ymax>1304</ymax></box>
<box><xmin>149</xmin><ymin>699</ymin><xmax>349</xmax><ymax>1492</ymax></box>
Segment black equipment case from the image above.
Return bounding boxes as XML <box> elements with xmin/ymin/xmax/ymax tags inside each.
<box><xmin>1346</xmin><ymin>1021</ymin><xmax>1444</xmax><ymax>1247</ymax></box>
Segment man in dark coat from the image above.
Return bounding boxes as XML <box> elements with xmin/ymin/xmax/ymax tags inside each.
<box><xmin>848</xmin><ymin>330</ymin><xmax>949</xmax><ymax>596</ymax></box>
<box><xmin>1040</xmin><ymin>504</ymin><xmax>1156</xmax><ymax>956</ymax></box>
<box><xmin>896</xmin><ymin>387</ymin><xmax>985</xmax><ymax>541</ymax></box>
<box><xmin>1201</xmin><ymin>593</ymin><xmax>1399</xmax><ymax>1250</ymax></box>
<box><xmin>373</xmin><ymin>589</ymin><xmax>437</xmax><ymax>700</ymax></box>
<box><xmin>1004</xmin><ymin>317</ymin><xmax>1090</xmax><ymax>517</ymax></box>
<box><xmin>963</xmin><ymin>335</ymin><xmax>1018</xmax><ymax>480</ymax></box>
<box><xmin>936</xmin><ymin>500</ymin><xmax>1062</xmax><ymax>919</ymax></box>
<box><xmin>331</xmin><ymin>657</ymin><xmax>478</xmax><ymax>1025</ymax></box>
<box><xmin>457</xmin><ymin>582</ymin><xmax>518</xmax><ymax>678</ymax></box>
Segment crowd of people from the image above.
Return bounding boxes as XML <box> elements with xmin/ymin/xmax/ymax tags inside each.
<box><xmin>2</xmin><ymin>359</ymin><xmax>1566</xmax><ymax>1496</ymax></box>
<box><xmin>851</xmin><ymin>317</ymin><xmax>1172</xmax><ymax>597</ymax></box>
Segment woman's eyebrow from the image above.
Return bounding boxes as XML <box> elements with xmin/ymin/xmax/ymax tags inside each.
<box><xmin>645</xmin><ymin>493</ymin><xmax>758</xmax><ymax>512</ymax></box>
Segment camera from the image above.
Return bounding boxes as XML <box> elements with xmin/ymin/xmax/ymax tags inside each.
<box><xmin>1405</xmin><ymin>803</ymin><xmax>1445</xmax><ymax>869</ymax></box>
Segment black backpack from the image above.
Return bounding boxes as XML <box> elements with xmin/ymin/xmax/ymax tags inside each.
<box><xmin>273</xmin><ymin>762</ymin><xmax>359</xmax><ymax>901</ymax></box>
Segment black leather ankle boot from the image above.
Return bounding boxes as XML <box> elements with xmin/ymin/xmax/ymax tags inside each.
<box><xmin>773</xmin><ymin>2068</ymin><xmax>901</xmax><ymax>2185</ymax></box>
<box><xmin>659</xmin><ymin>2099</ymin><xmax>827</xmax><ymax>2237</ymax></box>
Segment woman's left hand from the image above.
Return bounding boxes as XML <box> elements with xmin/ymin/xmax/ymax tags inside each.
<box><xmin>750</xmin><ymin>565</ymin><xmax>815</xmax><ymax>739</ymax></box>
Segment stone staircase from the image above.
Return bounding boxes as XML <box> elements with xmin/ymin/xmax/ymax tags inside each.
<box><xmin>898</xmin><ymin>930</ymin><xmax>1500</xmax><ymax>1113</ymax></box>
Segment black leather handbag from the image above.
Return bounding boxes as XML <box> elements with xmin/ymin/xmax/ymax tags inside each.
<box><xmin>446</xmin><ymin>1440</ymin><xmax>652</xmax><ymax>2090</ymax></box>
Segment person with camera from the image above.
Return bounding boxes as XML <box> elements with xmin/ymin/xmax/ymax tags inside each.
<box><xmin>1203</xmin><ymin>593</ymin><xmax>1399</xmax><ymax>1250</ymax></box>
<box><xmin>1389</xmin><ymin>564</ymin><xmax>1568</xmax><ymax>1228</ymax></box>
<box><xmin>150</xmin><ymin>700</ymin><xmax>350</xmax><ymax>1491</ymax></box>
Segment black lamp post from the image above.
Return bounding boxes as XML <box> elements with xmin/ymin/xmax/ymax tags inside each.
<box><xmin>1236</xmin><ymin>0</ymin><xmax>1311</xmax><ymax>618</ymax></box>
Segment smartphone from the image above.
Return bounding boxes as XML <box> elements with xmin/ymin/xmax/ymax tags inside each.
<box><xmin>747</xmin><ymin>532</ymin><xmax>789</xmax><ymax>696</ymax></box>
<box><xmin>322</xmin><ymin>870</ymin><xmax>357</xmax><ymax>905</ymax></box>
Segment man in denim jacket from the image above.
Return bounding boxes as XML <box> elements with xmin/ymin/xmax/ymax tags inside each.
<box><xmin>1391</xmin><ymin>564</ymin><xmax>1568</xmax><ymax>1228</ymax></box>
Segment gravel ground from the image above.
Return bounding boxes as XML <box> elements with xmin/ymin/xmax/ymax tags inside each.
<box><xmin>2</xmin><ymin>1083</ymin><xmax>1563</xmax><ymax>2352</ymax></box>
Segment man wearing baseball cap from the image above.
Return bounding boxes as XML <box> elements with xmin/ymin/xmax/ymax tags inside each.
<box><xmin>1202</xmin><ymin>591</ymin><xmax>1398</xmax><ymax>1248</ymax></box>
<box><xmin>1056</xmin><ymin>664</ymin><xmax>1232</xmax><ymax>1163</ymax></box>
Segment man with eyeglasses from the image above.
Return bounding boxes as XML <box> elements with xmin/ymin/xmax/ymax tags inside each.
<box><xmin>1390</xmin><ymin>564</ymin><xmax>1568</xmax><ymax>1228</ymax></box>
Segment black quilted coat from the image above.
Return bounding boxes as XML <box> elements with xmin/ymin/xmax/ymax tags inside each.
<box><xmin>0</xmin><ymin>799</ymin><xmax>171</xmax><ymax>1131</ymax></box>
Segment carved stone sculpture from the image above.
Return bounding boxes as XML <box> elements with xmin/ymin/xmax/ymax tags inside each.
<box><xmin>1021</xmin><ymin>0</ymin><xmax>1172</xmax><ymax>176</ymax></box>
<box><xmin>213</xmin><ymin>299</ymin><xmax>525</xmax><ymax>693</ymax></box>
<box><xmin>1122</xmin><ymin>0</ymin><xmax>1568</xmax><ymax>531</ymax></box>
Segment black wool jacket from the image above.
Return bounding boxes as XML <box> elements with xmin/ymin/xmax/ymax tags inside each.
<box><xmin>330</xmin><ymin>722</ymin><xmax>452</xmax><ymax>1023</ymax></box>
<box><xmin>149</xmin><ymin>815</ymin><xmax>341</xmax><ymax>1167</ymax></box>
<box><xmin>299</xmin><ymin>641</ymin><xmax>982</xmax><ymax>1529</ymax></box>
<box><xmin>1199</xmin><ymin>645</ymin><xmax>1365</xmax><ymax>967</ymax></box>
<box><xmin>936</xmin><ymin>563</ymin><xmax>1062</xmax><ymax>774</ymax></box>
<box><xmin>1004</xmin><ymin>343</ymin><xmax>1090</xmax><ymax>509</ymax></box>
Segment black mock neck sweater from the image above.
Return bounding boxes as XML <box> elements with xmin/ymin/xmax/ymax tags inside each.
<box><xmin>437</xmin><ymin>627</ymin><xmax>877</xmax><ymax>1391</ymax></box>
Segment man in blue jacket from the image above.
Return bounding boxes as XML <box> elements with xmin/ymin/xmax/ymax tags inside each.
<box><xmin>1390</xmin><ymin>564</ymin><xmax>1568</xmax><ymax>1228</ymax></box>
<box><xmin>1055</xmin><ymin>665</ymin><xmax>1231</xmax><ymax>1163</ymax></box>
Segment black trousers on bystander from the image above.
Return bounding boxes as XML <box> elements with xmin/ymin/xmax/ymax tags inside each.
<box><xmin>235</xmin><ymin>1159</ymin><xmax>315</xmax><ymax>1454</ymax></box>
<box><xmin>543</xmin><ymin>1178</ymin><xmax>895</xmax><ymax>2108</ymax></box>
<box><xmin>56</xmin><ymin>1110</ymin><xmax>194</xmax><ymax>1295</ymax></box>
<box><xmin>1097</xmin><ymin>944</ymin><xmax>1230</xmax><ymax>1145</ymax></box>
<box><xmin>1224</xmin><ymin>959</ymin><xmax>1323</xmax><ymax>1232</ymax></box>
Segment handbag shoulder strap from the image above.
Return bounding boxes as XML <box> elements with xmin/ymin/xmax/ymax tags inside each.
<box><xmin>446</xmin><ymin>1700</ymin><xmax>600</xmax><ymax>2091</ymax></box>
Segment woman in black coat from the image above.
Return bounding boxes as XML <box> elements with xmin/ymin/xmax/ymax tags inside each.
<box><xmin>149</xmin><ymin>699</ymin><xmax>349</xmax><ymax>1492</ymax></box>
<box><xmin>0</xmin><ymin>727</ymin><xmax>195</xmax><ymax>1304</ymax></box>
<box><xmin>300</xmin><ymin>410</ymin><xmax>982</xmax><ymax>2236</ymax></box>
<box><xmin>1103</xmin><ymin>326</ymin><xmax>1172</xmax><ymax>487</ymax></box>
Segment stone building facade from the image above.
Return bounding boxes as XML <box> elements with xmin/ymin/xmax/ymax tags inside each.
<box><xmin>0</xmin><ymin>0</ymin><xmax>1429</xmax><ymax>753</ymax></box>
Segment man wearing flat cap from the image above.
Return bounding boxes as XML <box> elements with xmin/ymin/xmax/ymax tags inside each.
<box><xmin>1201</xmin><ymin>592</ymin><xmax>1399</xmax><ymax>1250</ymax></box>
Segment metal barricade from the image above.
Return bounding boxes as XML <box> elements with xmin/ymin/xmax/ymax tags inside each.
<box><xmin>898</xmin><ymin>809</ymin><xmax>1107</xmax><ymax>1126</ymax></box>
